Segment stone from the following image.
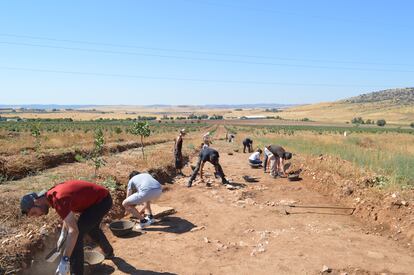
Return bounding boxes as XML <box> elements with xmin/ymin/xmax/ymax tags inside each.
<box><xmin>342</xmin><ymin>186</ymin><xmax>353</xmax><ymax>196</ymax></box>
<box><xmin>239</xmin><ymin>241</ymin><xmax>249</xmax><ymax>247</ymax></box>
<box><xmin>204</xmin><ymin>237</ymin><xmax>210</xmax><ymax>243</ymax></box>
<box><xmin>190</xmin><ymin>226</ymin><xmax>206</xmax><ymax>232</ymax></box>
<box><xmin>367</xmin><ymin>251</ymin><xmax>384</xmax><ymax>259</ymax></box>
<box><xmin>321</xmin><ymin>265</ymin><xmax>332</xmax><ymax>273</ymax></box>
<box><xmin>151</xmin><ymin>204</ymin><xmax>176</xmax><ymax>219</ymax></box>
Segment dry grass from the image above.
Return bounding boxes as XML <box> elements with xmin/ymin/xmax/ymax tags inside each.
<box><xmin>278</xmin><ymin>102</ymin><xmax>414</xmax><ymax>125</ymax></box>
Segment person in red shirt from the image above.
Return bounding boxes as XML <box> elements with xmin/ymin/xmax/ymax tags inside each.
<box><xmin>20</xmin><ymin>180</ymin><xmax>114</xmax><ymax>275</ymax></box>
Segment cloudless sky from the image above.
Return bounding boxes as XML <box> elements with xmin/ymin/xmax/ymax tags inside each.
<box><xmin>0</xmin><ymin>0</ymin><xmax>413</xmax><ymax>105</ymax></box>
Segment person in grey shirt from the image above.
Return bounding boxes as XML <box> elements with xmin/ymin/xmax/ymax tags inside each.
<box><xmin>122</xmin><ymin>171</ymin><xmax>162</xmax><ymax>229</ymax></box>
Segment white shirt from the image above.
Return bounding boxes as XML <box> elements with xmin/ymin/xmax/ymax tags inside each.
<box><xmin>249</xmin><ymin>152</ymin><xmax>260</xmax><ymax>161</ymax></box>
<box><xmin>264</xmin><ymin>147</ymin><xmax>274</xmax><ymax>157</ymax></box>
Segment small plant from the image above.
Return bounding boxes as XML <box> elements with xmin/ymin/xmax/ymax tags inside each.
<box><xmin>376</xmin><ymin>119</ymin><xmax>386</xmax><ymax>127</ymax></box>
<box><xmin>114</xmin><ymin>127</ymin><xmax>123</xmax><ymax>134</ymax></box>
<box><xmin>410</xmin><ymin>122</ymin><xmax>414</xmax><ymax>128</ymax></box>
<box><xmin>130</xmin><ymin>121</ymin><xmax>151</xmax><ymax>158</ymax></box>
<box><xmin>91</xmin><ymin>128</ymin><xmax>106</xmax><ymax>177</ymax></box>
<box><xmin>31</xmin><ymin>123</ymin><xmax>42</xmax><ymax>152</ymax></box>
<box><xmin>74</xmin><ymin>154</ymin><xmax>86</xmax><ymax>163</ymax></box>
<box><xmin>100</xmin><ymin>176</ymin><xmax>118</xmax><ymax>191</ymax></box>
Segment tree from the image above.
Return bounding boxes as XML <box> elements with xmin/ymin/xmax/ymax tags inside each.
<box><xmin>376</xmin><ymin>119</ymin><xmax>386</xmax><ymax>127</ymax></box>
<box><xmin>91</xmin><ymin>128</ymin><xmax>106</xmax><ymax>177</ymax></box>
<box><xmin>31</xmin><ymin>123</ymin><xmax>42</xmax><ymax>153</ymax></box>
<box><xmin>130</xmin><ymin>121</ymin><xmax>151</xmax><ymax>158</ymax></box>
<box><xmin>410</xmin><ymin>122</ymin><xmax>414</xmax><ymax>128</ymax></box>
<box><xmin>351</xmin><ymin>117</ymin><xmax>364</xmax><ymax>124</ymax></box>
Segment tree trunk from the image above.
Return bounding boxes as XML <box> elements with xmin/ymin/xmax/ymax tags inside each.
<box><xmin>141</xmin><ymin>135</ymin><xmax>145</xmax><ymax>159</ymax></box>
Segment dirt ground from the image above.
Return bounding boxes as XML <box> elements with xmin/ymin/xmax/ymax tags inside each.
<box><xmin>2</xmin><ymin>127</ymin><xmax>413</xmax><ymax>275</ymax></box>
<box><xmin>88</xmin><ymin>140</ymin><xmax>413</xmax><ymax>275</ymax></box>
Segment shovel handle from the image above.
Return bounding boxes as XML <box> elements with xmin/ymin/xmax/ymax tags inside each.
<box><xmin>288</xmin><ymin>205</ymin><xmax>355</xmax><ymax>210</ymax></box>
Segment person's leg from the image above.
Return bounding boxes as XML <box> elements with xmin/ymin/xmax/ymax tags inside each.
<box><xmin>85</xmin><ymin>198</ymin><xmax>113</xmax><ymax>256</ymax></box>
<box><xmin>122</xmin><ymin>193</ymin><xmax>145</xmax><ymax>220</ymax></box>
<box><xmin>243</xmin><ymin>143</ymin><xmax>246</xmax><ymax>153</ymax></box>
<box><xmin>188</xmin><ymin>158</ymin><xmax>202</xmax><ymax>186</ymax></box>
<box><xmin>74</xmin><ymin>195</ymin><xmax>113</xmax><ymax>273</ymax></box>
<box><xmin>70</xmin><ymin>230</ymin><xmax>84</xmax><ymax>275</ymax></box>
<box><xmin>270</xmin><ymin>156</ymin><xmax>276</xmax><ymax>176</ymax></box>
<box><xmin>212</xmin><ymin>160</ymin><xmax>228</xmax><ymax>184</ymax></box>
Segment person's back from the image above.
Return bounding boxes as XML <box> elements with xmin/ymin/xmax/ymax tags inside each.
<box><xmin>243</xmin><ymin>138</ymin><xmax>252</xmax><ymax>145</ymax></box>
<box><xmin>128</xmin><ymin>173</ymin><xmax>161</xmax><ymax>192</ymax></box>
<box><xmin>249</xmin><ymin>151</ymin><xmax>260</xmax><ymax>161</ymax></box>
<box><xmin>200</xmin><ymin>147</ymin><xmax>219</xmax><ymax>162</ymax></box>
<box><xmin>268</xmin><ymin>145</ymin><xmax>286</xmax><ymax>158</ymax></box>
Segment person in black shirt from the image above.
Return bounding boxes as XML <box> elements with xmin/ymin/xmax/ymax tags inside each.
<box><xmin>187</xmin><ymin>147</ymin><xmax>229</xmax><ymax>187</ymax></box>
<box><xmin>243</xmin><ymin>138</ymin><xmax>253</xmax><ymax>153</ymax></box>
<box><xmin>263</xmin><ymin>145</ymin><xmax>292</xmax><ymax>177</ymax></box>
<box><xmin>174</xmin><ymin>129</ymin><xmax>186</xmax><ymax>175</ymax></box>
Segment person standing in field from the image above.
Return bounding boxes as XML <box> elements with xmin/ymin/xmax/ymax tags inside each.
<box><xmin>263</xmin><ymin>145</ymin><xmax>292</xmax><ymax>178</ymax></box>
<box><xmin>174</xmin><ymin>129</ymin><xmax>186</xmax><ymax>175</ymax></box>
<box><xmin>122</xmin><ymin>171</ymin><xmax>162</xmax><ymax>229</ymax></box>
<box><xmin>203</xmin><ymin>131</ymin><xmax>212</xmax><ymax>147</ymax></box>
<box><xmin>20</xmin><ymin>180</ymin><xmax>114</xmax><ymax>275</ymax></box>
<box><xmin>187</xmin><ymin>147</ymin><xmax>229</xmax><ymax>187</ymax></box>
<box><xmin>243</xmin><ymin>137</ymin><xmax>253</xmax><ymax>153</ymax></box>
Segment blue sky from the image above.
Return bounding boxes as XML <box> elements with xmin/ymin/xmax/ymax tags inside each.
<box><xmin>0</xmin><ymin>0</ymin><xmax>413</xmax><ymax>105</ymax></box>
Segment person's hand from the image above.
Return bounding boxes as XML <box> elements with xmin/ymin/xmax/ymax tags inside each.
<box><xmin>56</xmin><ymin>228</ymin><xmax>67</xmax><ymax>249</ymax></box>
<box><xmin>55</xmin><ymin>257</ymin><xmax>70</xmax><ymax>275</ymax></box>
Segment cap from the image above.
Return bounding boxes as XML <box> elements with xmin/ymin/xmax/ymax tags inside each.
<box><xmin>180</xmin><ymin>128</ymin><xmax>186</xmax><ymax>134</ymax></box>
<box><xmin>20</xmin><ymin>190</ymin><xmax>46</xmax><ymax>215</ymax></box>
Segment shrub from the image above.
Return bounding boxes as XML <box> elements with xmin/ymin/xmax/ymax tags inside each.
<box><xmin>376</xmin><ymin>119</ymin><xmax>386</xmax><ymax>127</ymax></box>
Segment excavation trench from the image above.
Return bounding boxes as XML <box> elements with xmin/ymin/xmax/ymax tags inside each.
<box><xmin>1</xmin><ymin>139</ymin><xmax>171</xmax><ymax>182</ymax></box>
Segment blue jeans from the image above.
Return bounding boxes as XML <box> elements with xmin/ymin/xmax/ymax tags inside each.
<box><xmin>249</xmin><ymin>159</ymin><xmax>262</xmax><ymax>165</ymax></box>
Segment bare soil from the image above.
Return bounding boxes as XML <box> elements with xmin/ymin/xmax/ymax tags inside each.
<box><xmin>1</xmin><ymin>132</ymin><xmax>413</xmax><ymax>275</ymax></box>
<box><xmin>94</xmin><ymin>142</ymin><xmax>414</xmax><ymax>275</ymax></box>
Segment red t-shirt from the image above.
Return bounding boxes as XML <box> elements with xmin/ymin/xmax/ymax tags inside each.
<box><xmin>46</xmin><ymin>180</ymin><xmax>109</xmax><ymax>220</ymax></box>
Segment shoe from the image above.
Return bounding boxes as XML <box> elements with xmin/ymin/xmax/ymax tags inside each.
<box><xmin>145</xmin><ymin>215</ymin><xmax>155</xmax><ymax>224</ymax></box>
<box><xmin>187</xmin><ymin>181</ymin><xmax>193</xmax><ymax>188</ymax></box>
<box><xmin>222</xmin><ymin>179</ymin><xmax>230</xmax><ymax>185</ymax></box>
<box><xmin>136</xmin><ymin>219</ymin><xmax>151</xmax><ymax>229</ymax></box>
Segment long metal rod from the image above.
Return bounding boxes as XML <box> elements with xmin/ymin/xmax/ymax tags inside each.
<box><xmin>288</xmin><ymin>205</ymin><xmax>355</xmax><ymax>210</ymax></box>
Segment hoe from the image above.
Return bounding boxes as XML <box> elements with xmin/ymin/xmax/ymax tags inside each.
<box><xmin>284</xmin><ymin>204</ymin><xmax>356</xmax><ymax>215</ymax></box>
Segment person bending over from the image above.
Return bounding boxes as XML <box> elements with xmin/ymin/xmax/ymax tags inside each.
<box><xmin>187</xmin><ymin>147</ymin><xmax>229</xmax><ymax>187</ymax></box>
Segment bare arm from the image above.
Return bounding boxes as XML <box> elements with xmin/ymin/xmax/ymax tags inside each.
<box><xmin>62</xmin><ymin>212</ymin><xmax>79</xmax><ymax>258</ymax></box>
<box><xmin>280</xmin><ymin>158</ymin><xmax>286</xmax><ymax>175</ymax></box>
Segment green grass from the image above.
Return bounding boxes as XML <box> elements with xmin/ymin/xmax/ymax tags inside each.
<box><xmin>255</xmin><ymin>136</ymin><xmax>414</xmax><ymax>189</ymax></box>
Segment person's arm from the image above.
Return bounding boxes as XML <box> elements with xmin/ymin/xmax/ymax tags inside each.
<box><xmin>280</xmin><ymin>158</ymin><xmax>286</xmax><ymax>175</ymax></box>
<box><xmin>199</xmin><ymin>162</ymin><xmax>205</xmax><ymax>181</ymax></box>
<box><xmin>62</xmin><ymin>212</ymin><xmax>79</xmax><ymax>258</ymax></box>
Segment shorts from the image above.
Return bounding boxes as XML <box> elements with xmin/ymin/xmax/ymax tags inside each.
<box><xmin>123</xmin><ymin>188</ymin><xmax>162</xmax><ymax>205</ymax></box>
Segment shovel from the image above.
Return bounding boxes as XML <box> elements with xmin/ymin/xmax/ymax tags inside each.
<box><xmin>45</xmin><ymin>235</ymin><xmax>66</xmax><ymax>263</ymax></box>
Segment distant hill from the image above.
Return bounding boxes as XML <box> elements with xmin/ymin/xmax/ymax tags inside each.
<box><xmin>341</xmin><ymin>88</ymin><xmax>414</xmax><ymax>105</ymax></box>
<box><xmin>280</xmin><ymin>88</ymin><xmax>414</xmax><ymax>125</ymax></box>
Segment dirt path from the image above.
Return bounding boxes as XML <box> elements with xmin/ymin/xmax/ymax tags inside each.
<box><xmin>95</xmin><ymin>139</ymin><xmax>414</xmax><ymax>275</ymax></box>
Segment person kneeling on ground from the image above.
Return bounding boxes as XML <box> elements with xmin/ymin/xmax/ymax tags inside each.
<box><xmin>264</xmin><ymin>145</ymin><xmax>292</xmax><ymax>178</ymax></box>
<box><xmin>249</xmin><ymin>148</ymin><xmax>263</xmax><ymax>166</ymax></box>
<box><xmin>122</xmin><ymin>171</ymin><xmax>162</xmax><ymax>229</ymax></box>
<box><xmin>20</xmin><ymin>180</ymin><xmax>114</xmax><ymax>275</ymax></box>
<box><xmin>243</xmin><ymin>138</ymin><xmax>253</xmax><ymax>153</ymax></box>
<box><xmin>187</xmin><ymin>147</ymin><xmax>229</xmax><ymax>187</ymax></box>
